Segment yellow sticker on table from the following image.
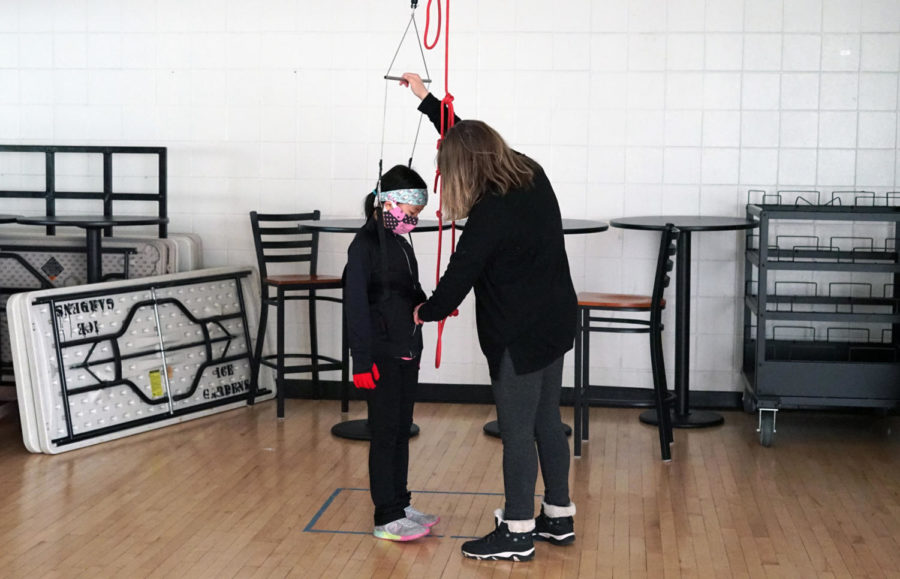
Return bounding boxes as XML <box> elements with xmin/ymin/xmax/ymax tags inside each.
<box><xmin>149</xmin><ymin>369</ymin><xmax>164</xmax><ymax>398</ymax></box>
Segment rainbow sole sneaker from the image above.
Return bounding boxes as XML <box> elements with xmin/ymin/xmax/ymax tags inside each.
<box><xmin>373</xmin><ymin>517</ymin><xmax>430</xmax><ymax>542</ymax></box>
<box><xmin>405</xmin><ymin>505</ymin><xmax>440</xmax><ymax>528</ymax></box>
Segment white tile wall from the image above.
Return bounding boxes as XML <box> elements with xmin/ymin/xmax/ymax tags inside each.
<box><xmin>2</xmin><ymin>0</ymin><xmax>898</xmax><ymax>392</ymax></box>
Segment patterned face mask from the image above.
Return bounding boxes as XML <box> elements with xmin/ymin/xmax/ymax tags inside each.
<box><xmin>383</xmin><ymin>205</ymin><xmax>418</xmax><ymax>235</ymax></box>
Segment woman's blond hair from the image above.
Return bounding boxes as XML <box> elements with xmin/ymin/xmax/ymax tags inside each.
<box><xmin>437</xmin><ymin>120</ymin><xmax>535</xmax><ymax>221</ymax></box>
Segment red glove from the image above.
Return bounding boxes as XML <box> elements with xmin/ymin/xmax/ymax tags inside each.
<box><xmin>353</xmin><ymin>363</ymin><xmax>380</xmax><ymax>390</ymax></box>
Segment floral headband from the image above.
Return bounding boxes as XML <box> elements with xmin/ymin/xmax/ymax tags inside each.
<box><xmin>375</xmin><ymin>187</ymin><xmax>428</xmax><ymax>206</ymax></box>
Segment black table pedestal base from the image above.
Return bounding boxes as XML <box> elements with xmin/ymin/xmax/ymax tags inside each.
<box><xmin>331</xmin><ymin>419</ymin><xmax>420</xmax><ymax>441</ymax></box>
<box><xmin>639</xmin><ymin>409</ymin><xmax>724</xmax><ymax>428</ymax></box>
<box><xmin>482</xmin><ymin>420</ymin><xmax>572</xmax><ymax>438</ymax></box>
<box><xmin>85</xmin><ymin>227</ymin><xmax>102</xmax><ymax>284</ymax></box>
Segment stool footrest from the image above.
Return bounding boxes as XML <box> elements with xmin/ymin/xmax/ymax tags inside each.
<box><xmin>580</xmin><ymin>386</ymin><xmax>676</xmax><ymax>406</ymax></box>
<box><xmin>260</xmin><ymin>353</ymin><xmax>343</xmax><ymax>375</ymax></box>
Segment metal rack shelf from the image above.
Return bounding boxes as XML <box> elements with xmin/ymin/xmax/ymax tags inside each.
<box><xmin>742</xmin><ymin>192</ymin><xmax>900</xmax><ymax>446</ymax></box>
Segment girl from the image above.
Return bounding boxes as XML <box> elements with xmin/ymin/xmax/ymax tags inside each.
<box><xmin>343</xmin><ymin>164</ymin><xmax>439</xmax><ymax>542</ymax></box>
<box><xmin>401</xmin><ymin>72</ymin><xmax>577</xmax><ymax>561</ymax></box>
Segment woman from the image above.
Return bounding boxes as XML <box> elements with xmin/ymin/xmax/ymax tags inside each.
<box><xmin>401</xmin><ymin>73</ymin><xmax>577</xmax><ymax>561</ymax></box>
<box><xmin>343</xmin><ymin>164</ymin><xmax>439</xmax><ymax>542</ymax></box>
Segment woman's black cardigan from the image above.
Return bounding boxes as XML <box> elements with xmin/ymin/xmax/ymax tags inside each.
<box><xmin>415</xmin><ymin>94</ymin><xmax>577</xmax><ymax>379</ymax></box>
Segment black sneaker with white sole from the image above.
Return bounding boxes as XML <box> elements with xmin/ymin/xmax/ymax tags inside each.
<box><xmin>461</xmin><ymin>521</ymin><xmax>534</xmax><ymax>562</ymax></box>
<box><xmin>533</xmin><ymin>507</ymin><xmax>575</xmax><ymax>546</ymax></box>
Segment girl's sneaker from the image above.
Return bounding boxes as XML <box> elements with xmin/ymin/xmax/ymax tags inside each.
<box><xmin>373</xmin><ymin>517</ymin><xmax>430</xmax><ymax>542</ymax></box>
<box><xmin>404</xmin><ymin>505</ymin><xmax>440</xmax><ymax>528</ymax></box>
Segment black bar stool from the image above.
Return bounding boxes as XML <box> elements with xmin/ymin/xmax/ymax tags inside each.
<box><xmin>249</xmin><ymin>211</ymin><xmax>346</xmax><ymax>418</ymax></box>
<box><xmin>574</xmin><ymin>224</ymin><xmax>678</xmax><ymax>461</ymax></box>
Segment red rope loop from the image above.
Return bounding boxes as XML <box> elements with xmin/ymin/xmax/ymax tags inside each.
<box><xmin>423</xmin><ymin>0</ymin><xmax>441</xmax><ymax>50</ymax></box>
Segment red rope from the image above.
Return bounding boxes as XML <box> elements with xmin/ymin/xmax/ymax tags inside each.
<box><xmin>423</xmin><ymin>0</ymin><xmax>441</xmax><ymax>50</ymax></box>
<box><xmin>424</xmin><ymin>0</ymin><xmax>456</xmax><ymax>368</ymax></box>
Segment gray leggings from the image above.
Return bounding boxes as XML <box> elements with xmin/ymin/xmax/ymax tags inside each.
<box><xmin>492</xmin><ymin>350</ymin><xmax>571</xmax><ymax>521</ymax></box>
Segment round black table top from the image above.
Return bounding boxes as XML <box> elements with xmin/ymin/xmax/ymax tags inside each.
<box><xmin>559</xmin><ymin>218</ymin><xmax>609</xmax><ymax>234</ymax></box>
<box><xmin>610</xmin><ymin>215</ymin><xmax>758</xmax><ymax>232</ymax></box>
<box><xmin>300</xmin><ymin>218</ymin><xmax>609</xmax><ymax>235</ymax></box>
<box><xmin>0</xmin><ymin>214</ymin><xmax>21</xmax><ymax>224</ymax></box>
<box><xmin>453</xmin><ymin>218</ymin><xmax>609</xmax><ymax>234</ymax></box>
<box><xmin>16</xmin><ymin>214</ymin><xmax>169</xmax><ymax>228</ymax></box>
<box><xmin>295</xmin><ymin>218</ymin><xmax>451</xmax><ymax>233</ymax></box>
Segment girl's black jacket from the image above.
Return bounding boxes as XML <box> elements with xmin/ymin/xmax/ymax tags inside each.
<box><xmin>343</xmin><ymin>217</ymin><xmax>427</xmax><ymax>375</ymax></box>
<box><xmin>415</xmin><ymin>94</ymin><xmax>577</xmax><ymax>379</ymax></box>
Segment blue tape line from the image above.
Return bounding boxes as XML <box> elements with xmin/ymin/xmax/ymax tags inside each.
<box><xmin>304</xmin><ymin>488</ymin><xmax>543</xmax><ymax>535</ymax></box>
<box><xmin>303</xmin><ymin>487</ymin><xmax>344</xmax><ymax>532</ymax></box>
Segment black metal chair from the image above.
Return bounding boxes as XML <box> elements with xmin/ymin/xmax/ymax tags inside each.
<box><xmin>574</xmin><ymin>223</ymin><xmax>678</xmax><ymax>461</ymax></box>
<box><xmin>249</xmin><ymin>211</ymin><xmax>346</xmax><ymax>418</ymax></box>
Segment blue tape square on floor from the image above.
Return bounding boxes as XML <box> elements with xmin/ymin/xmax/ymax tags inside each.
<box><xmin>305</xmin><ymin>488</ymin><xmax>535</xmax><ymax>539</ymax></box>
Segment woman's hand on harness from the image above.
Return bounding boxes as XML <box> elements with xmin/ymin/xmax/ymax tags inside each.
<box><xmin>399</xmin><ymin>73</ymin><xmax>429</xmax><ymax>100</ymax></box>
<box><xmin>353</xmin><ymin>363</ymin><xmax>380</xmax><ymax>390</ymax></box>
<box><xmin>414</xmin><ymin>303</ymin><xmax>458</xmax><ymax>325</ymax></box>
<box><xmin>414</xmin><ymin>303</ymin><xmax>424</xmax><ymax>325</ymax></box>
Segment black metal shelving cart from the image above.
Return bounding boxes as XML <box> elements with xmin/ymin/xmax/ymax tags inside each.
<box><xmin>743</xmin><ymin>190</ymin><xmax>900</xmax><ymax>446</ymax></box>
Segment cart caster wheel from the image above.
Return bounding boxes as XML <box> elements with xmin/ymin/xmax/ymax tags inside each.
<box><xmin>758</xmin><ymin>411</ymin><xmax>775</xmax><ymax>447</ymax></box>
<box><xmin>742</xmin><ymin>391</ymin><xmax>757</xmax><ymax>414</ymax></box>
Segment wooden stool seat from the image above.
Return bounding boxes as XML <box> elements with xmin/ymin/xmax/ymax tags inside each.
<box><xmin>577</xmin><ymin>292</ymin><xmax>665</xmax><ymax>309</ymax></box>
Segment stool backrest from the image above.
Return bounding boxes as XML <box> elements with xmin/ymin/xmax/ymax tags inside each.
<box><xmin>650</xmin><ymin>224</ymin><xmax>678</xmax><ymax>325</ymax></box>
<box><xmin>249</xmin><ymin>211</ymin><xmax>322</xmax><ymax>284</ymax></box>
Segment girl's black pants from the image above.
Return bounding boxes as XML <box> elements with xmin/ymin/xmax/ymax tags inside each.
<box><xmin>366</xmin><ymin>355</ymin><xmax>419</xmax><ymax>526</ymax></box>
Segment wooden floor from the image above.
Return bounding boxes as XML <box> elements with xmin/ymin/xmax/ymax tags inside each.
<box><xmin>1</xmin><ymin>400</ymin><xmax>899</xmax><ymax>578</ymax></box>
